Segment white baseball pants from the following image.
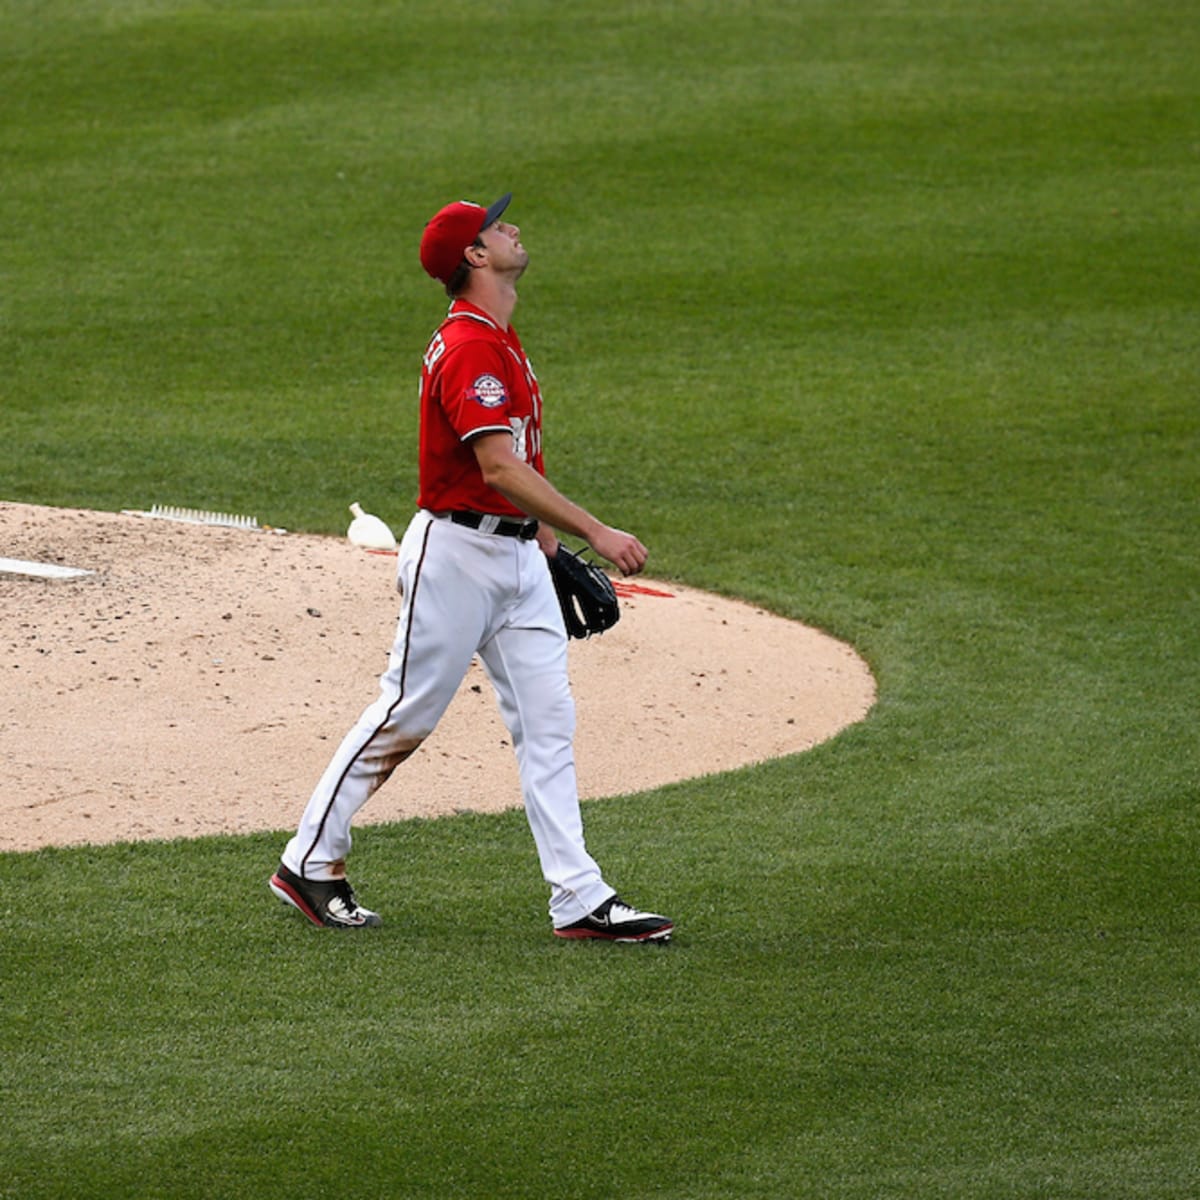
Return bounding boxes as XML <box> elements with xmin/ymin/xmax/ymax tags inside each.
<box><xmin>281</xmin><ymin>510</ymin><xmax>614</xmax><ymax>927</ymax></box>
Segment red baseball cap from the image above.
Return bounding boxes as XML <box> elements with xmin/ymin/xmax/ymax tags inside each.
<box><xmin>419</xmin><ymin>192</ymin><xmax>513</xmax><ymax>285</ymax></box>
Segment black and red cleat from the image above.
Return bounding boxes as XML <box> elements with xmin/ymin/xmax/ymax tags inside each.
<box><xmin>268</xmin><ymin>862</ymin><xmax>381</xmax><ymax>928</ymax></box>
<box><xmin>554</xmin><ymin>894</ymin><xmax>673</xmax><ymax>942</ymax></box>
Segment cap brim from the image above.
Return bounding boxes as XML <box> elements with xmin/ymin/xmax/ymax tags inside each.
<box><xmin>480</xmin><ymin>192</ymin><xmax>512</xmax><ymax>232</ymax></box>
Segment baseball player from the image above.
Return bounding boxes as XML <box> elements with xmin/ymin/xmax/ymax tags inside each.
<box><xmin>269</xmin><ymin>192</ymin><xmax>673</xmax><ymax>943</ymax></box>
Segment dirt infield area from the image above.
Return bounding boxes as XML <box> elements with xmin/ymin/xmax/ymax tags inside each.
<box><xmin>0</xmin><ymin>502</ymin><xmax>876</xmax><ymax>853</ymax></box>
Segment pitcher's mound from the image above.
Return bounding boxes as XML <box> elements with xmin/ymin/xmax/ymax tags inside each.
<box><xmin>0</xmin><ymin>502</ymin><xmax>876</xmax><ymax>852</ymax></box>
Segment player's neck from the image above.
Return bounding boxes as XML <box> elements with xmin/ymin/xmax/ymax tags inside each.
<box><xmin>462</xmin><ymin>275</ymin><xmax>519</xmax><ymax>330</ymax></box>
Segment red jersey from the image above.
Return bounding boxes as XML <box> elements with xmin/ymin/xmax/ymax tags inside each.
<box><xmin>416</xmin><ymin>299</ymin><xmax>545</xmax><ymax>516</ymax></box>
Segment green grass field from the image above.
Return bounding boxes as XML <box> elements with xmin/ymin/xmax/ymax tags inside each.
<box><xmin>2</xmin><ymin>1</ymin><xmax>1198</xmax><ymax>1196</ymax></box>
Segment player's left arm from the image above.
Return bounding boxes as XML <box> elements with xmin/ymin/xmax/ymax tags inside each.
<box><xmin>470</xmin><ymin>432</ymin><xmax>646</xmax><ymax>575</ymax></box>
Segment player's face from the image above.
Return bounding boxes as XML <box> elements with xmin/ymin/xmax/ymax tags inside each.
<box><xmin>478</xmin><ymin>219</ymin><xmax>528</xmax><ymax>276</ymax></box>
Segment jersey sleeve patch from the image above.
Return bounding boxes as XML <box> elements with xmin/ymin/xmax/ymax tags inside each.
<box><xmin>466</xmin><ymin>373</ymin><xmax>508</xmax><ymax>409</ymax></box>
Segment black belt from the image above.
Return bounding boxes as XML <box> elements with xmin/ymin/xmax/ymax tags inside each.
<box><xmin>446</xmin><ymin>511</ymin><xmax>540</xmax><ymax>540</ymax></box>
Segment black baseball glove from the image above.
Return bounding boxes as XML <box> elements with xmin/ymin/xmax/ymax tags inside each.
<box><xmin>549</xmin><ymin>544</ymin><xmax>620</xmax><ymax>639</ymax></box>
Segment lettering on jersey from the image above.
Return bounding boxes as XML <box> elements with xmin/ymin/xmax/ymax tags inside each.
<box><xmin>509</xmin><ymin>416</ymin><xmax>530</xmax><ymax>461</ymax></box>
<box><xmin>422</xmin><ymin>332</ymin><xmax>446</xmax><ymax>372</ymax></box>
<box><xmin>467</xmin><ymin>373</ymin><xmax>507</xmax><ymax>409</ymax></box>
